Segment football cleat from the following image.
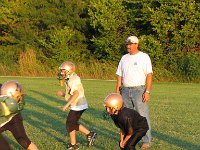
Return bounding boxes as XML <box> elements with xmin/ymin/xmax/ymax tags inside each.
<box><xmin>66</xmin><ymin>143</ymin><xmax>79</xmax><ymax>150</ymax></box>
<box><xmin>87</xmin><ymin>131</ymin><xmax>97</xmax><ymax>147</ymax></box>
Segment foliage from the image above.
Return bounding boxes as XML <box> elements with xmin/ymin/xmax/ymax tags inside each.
<box><xmin>0</xmin><ymin>0</ymin><xmax>200</xmax><ymax>82</ymax></box>
<box><xmin>76</xmin><ymin>59</ymin><xmax>117</xmax><ymax>79</ymax></box>
<box><xmin>177</xmin><ymin>52</ymin><xmax>200</xmax><ymax>81</ymax></box>
<box><xmin>88</xmin><ymin>0</ymin><xmax>130</xmax><ymax>61</ymax></box>
<box><xmin>123</xmin><ymin>0</ymin><xmax>154</xmax><ymax>35</ymax></box>
<box><xmin>139</xmin><ymin>35</ymin><xmax>166</xmax><ymax>68</ymax></box>
<box><xmin>147</xmin><ymin>0</ymin><xmax>200</xmax><ymax>54</ymax></box>
<box><xmin>18</xmin><ymin>48</ymin><xmax>48</xmax><ymax>76</ymax></box>
<box><xmin>0</xmin><ymin>1</ymin><xmax>18</xmax><ymax>46</ymax></box>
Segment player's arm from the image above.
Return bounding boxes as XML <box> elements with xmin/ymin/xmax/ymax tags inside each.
<box><xmin>116</xmin><ymin>75</ymin><xmax>122</xmax><ymax>94</ymax></box>
<box><xmin>120</xmin><ymin>129</ymin><xmax>125</xmax><ymax>142</ymax></box>
<box><xmin>119</xmin><ymin>129</ymin><xmax>125</xmax><ymax>148</ymax></box>
<box><xmin>62</xmin><ymin>90</ymin><xmax>79</xmax><ymax>111</ymax></box>
<box><xmin>121</xmin><ymin>127</ymin><xmax>133</xmax><ymax>147</ymax></box>
<box><xmin>120</xmin><ymin>118</ymin><xmax>134</xmax><ymax>148</ymax></box>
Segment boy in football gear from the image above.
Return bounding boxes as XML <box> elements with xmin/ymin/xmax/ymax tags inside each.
<box><xmin>57</xmin><ymin>61</ymin><xmax>97</xmax><ymax>150</ymax></box>
<box><xmin>104</xmin><ymin>93</ymin><xmax>149</xmax><ymax>150</ymax></box>
<box><xmin>0</xmin><ymin>81</ymin><xmax>38</xmax><ymax>150</ymax></box>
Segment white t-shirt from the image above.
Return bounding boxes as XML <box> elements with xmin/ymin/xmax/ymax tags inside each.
<box><xmin>116</xmin><ymin>52</ymin><xmax>153</xmax><ymax>87</ymax></box>
<box><xmin>65</xmin><ymin>73</ymin><xmax>88</xmax><ymax>111</ymax></box>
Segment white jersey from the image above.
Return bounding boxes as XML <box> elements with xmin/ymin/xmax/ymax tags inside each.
<box><xmin>65</xmin><ymin>73</ymin><xmax>88</xmax><ymax>111</ymax></box>
<box><xmin>116</xmin><ymin>52</ymin><xmax>153</xmax><ymax>87</ymax></box>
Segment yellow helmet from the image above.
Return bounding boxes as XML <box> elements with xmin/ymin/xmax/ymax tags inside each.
<box><xmin>0</xmin><ymin>80</ymin><xmax>24</xmax><ymax>103</ymax></box>
<box><xmin>59</xmin><ymin>61</ymin><xmax>75</xmax><ymax>79</ymax></box>
<box><xmin>104</xmin><ymin>93</ymin><xmax>124</xmax><ymax>115</ymax></box>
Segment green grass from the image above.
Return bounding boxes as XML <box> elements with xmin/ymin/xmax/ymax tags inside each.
<box><xmin>0</xmin><ymin>77</ymin><xmax>200</xmax><ymax>150</ymax></box>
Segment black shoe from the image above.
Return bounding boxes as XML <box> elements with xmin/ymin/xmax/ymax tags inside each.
<box><xmin>67</xmin><ymin>143</ymin><xmax>79</xmax><ymax>150</ymax></box>
<box><xmin>87</xmin><ymin>131</ymin><xmax>97</xmax><ymax>146</ymax></box>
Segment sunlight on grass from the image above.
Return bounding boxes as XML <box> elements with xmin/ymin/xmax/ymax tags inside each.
<box><xmin>0</xmin><ymin>77</ymin><xmax>200</xmax><ymax>150</ymax></box>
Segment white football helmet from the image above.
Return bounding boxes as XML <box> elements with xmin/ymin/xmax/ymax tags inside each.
<box><xmin>104</xmin><ymin>93</ymin><xmax>124</xmax><ymax>115</ymax></box>
<box><xmin>0</xmin><ymin>80</ymin><xmax>24</xmax><ymax>103</ymax></box>
<box><xmin>59</xmin><ymin>61</ymin><xmax>75</xmax><ymax>79</ymax></box>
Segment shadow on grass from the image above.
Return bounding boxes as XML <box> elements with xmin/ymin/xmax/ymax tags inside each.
<box><xmin>153</xmin><ymin>130</ymin><xmax>200</xmax><ymax>150</ymax></box>
<box><xmin>25</xmin><ymin>90</ymin><xmax>113</xmax><ymax>149</ymax></box>
<box><xmin>22</xmin><ymin>94</ymin><xmax>67</xmax><ymax>148</ymax></box>
<box><xmin>23</xmin><ymin>90</ymin><xmax>109</xmax><ymax>149</ymax></box>
<box><xmin>3</xmin><ymin>87</ymin><xmax>199</xmax><ymax>150</ymax></box>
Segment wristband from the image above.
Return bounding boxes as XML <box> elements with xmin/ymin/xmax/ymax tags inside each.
<box><xmin>145</xmin><ymin>90</ymin><xmax>150</xmax><ymax>94</ymax></box>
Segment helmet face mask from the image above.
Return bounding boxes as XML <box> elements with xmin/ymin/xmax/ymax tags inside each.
<box><xmin>0</xmin><ymin>81</ymin><xmax>24</xmax><ymax>103</ymax></box>
<box><xmin>105</xmin><ymin>106</ymin><xmax>119</xmax><ymax>115</ymax></box>
<box><xmin>59</xmin><ymin>61</ymin><xmax>75</xmax><ymax>79</ymax></box>
<box><xmin>104</xmin><ymin>93</ymin><xmax>124</xmax><ymax>115</ymax></box>
<box><xmin>60</xmin><ymin>69</ymin><xmax>71</xmax><ymax>78</ymax></box>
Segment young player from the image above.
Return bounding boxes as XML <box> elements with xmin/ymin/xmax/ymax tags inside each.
<box><xmin>104</xmin><ymin>93</ymin><xmax>149</xmax><ymax>150</ymax></box>
<box><xmin>57</xmin><ymin>61</ymin><xmax>97</xmax><ymax>150</ymax></box>
<box><xmin>0</xmin><ymin>81</ymin><xmax>38</xmax><ymax>150</ymax></box>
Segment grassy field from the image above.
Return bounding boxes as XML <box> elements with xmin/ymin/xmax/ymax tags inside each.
<box><xmin>0</xmin><ymin>76</ymin><xmax>200</xmax><ymax>150</ymax></box>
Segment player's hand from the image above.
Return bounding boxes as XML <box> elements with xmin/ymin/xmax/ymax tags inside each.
<box><xmin>142</xmin><ymin>92</ymin><xmax>150</xmax><ymax>103</ymax></box>
<box><xmin>62</xmin><ymin>104</ymin><xmax>69</xmax><ymax>111</ymax></box>
<box><xmin>57</xmin><ymin>91</ymin><xmax>64</xmax><ymax>97</ymax></box>
<box><xmin>120</xmin><ymin>141</ymin><xmax>125</xmax><ymax>148</ymax></box>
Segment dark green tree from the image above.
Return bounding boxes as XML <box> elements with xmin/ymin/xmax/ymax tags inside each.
<box><xmin>88</xmin><ymin>0</ymin><xmax>131</xmax><ymax>62</ymax></box>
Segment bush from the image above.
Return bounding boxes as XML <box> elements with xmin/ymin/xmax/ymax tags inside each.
<box><xmin>75</xmin><ymin>59</ymin><xmax>117</xmax><ymax>80</ymax></box>
<box><xmin>19</xmin><ymin>48</ymin><xmax>49</xmax><ymax>77</ymax></box>
<box><xmin>177</xmin><ymin>52</ymin><xmax>200</xmax><ymax>82</ymax></box>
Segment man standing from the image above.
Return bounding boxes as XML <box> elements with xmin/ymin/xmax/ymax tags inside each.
<box><xmin>116</xmin><ymin>36</ymin><xmax>153</xmax><ymax>149</ymax></box>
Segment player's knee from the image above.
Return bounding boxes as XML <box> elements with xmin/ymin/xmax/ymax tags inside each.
<box><xmin>66</xmin><ymin>123</ymin><xmax>79</xmax><ymax>132</ymax></box>
<box><xmin>27</xmin><ymin>142</ymin><xmax>38</xmax><ymax>150</ymax></box>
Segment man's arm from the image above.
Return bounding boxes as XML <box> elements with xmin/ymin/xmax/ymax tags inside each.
<box><xmin>146</xmin><ymin>73</ymin><xmax>153</xmax><ymax>92</ymax></box>
<box><xmin>116</xmin><ymin>75</ymin><xmax>122</xmax><ymax>94</ymax></box>
<box><xmin>142</xmin><ymin>73</ymin><xmax>153</xmax><ymax>103</ymax></box>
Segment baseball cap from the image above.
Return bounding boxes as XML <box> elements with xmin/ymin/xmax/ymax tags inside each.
<box><xmin>126</xmin><ymin>36</ymin><xmax>139</xmax><ymax>45</ymax></box>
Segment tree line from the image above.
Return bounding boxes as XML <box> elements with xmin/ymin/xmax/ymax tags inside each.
<box><xmin>0</xmin><ymin>0</ymin><xmax>200</xmax><ymax>82</ymax></box>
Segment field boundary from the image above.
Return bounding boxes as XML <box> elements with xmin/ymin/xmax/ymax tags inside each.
<box><xmin>0</xmin><ymin>76</ymin><xmax>116</xmax><ymax>82</ymax></box>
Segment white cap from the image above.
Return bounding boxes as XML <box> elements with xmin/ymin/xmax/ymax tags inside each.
<box><xmin>126</xmin><ymin>36</ymin><xmax>139</xmax><ymax>44</ymax></box>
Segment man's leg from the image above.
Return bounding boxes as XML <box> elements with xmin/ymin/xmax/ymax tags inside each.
<box><xmin>132</xmin><ymin>86</ymin><xmax>152</xmax><ymax>146</ymax></box>
<box><xmin>121</xmin><ymin>87</ymin><xmax>134</xmax><ymax>109</ymax></box>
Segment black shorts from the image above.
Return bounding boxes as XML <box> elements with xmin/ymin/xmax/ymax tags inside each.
<box><xmin>66</xmin><ymin>109</ymin><xmax>86</xmax><ymax>132</ymax></box>
<box><xmin>122</xmin><ymin>129</ymin><xmax>147</xmax><ymax>150</ymax></box>
<box><xmin>0</xmin><ymin>134</ymin><xmax>12</xmax><ymax>150</ymax></box>
<box><xmin>0</xmin><ymin>113</ymin><xmax>31</xmax><ymax>149</ymax></box>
